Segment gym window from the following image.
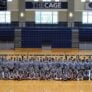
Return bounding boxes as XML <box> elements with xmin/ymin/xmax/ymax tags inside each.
<box><xmin>7</xmin><ymin>0</ymin><xmax>12</xmax><ymax>2</ymax></box>
<box><xmin>0</xmin><ymin>11</ymin><xmax>11</xmax><ymax>24</ymax></box>
<box><xmin>34</xmin><ymin>0</ymin><xmax>60</xmax><ymax>2</ymax></box>
<box><xmin>35</xmin><ymin>11</ymin><xmax>58</xmax><ymax>24</ymax></box>
<box><xmin>81</xmin><ymin>0</ymin><xmax>92</xmax><ymax>2</ymax></box>
<box><xmin>82</xmin><ymin>11</ymin><xmax>92</xmax><ymax>24</ymax></box>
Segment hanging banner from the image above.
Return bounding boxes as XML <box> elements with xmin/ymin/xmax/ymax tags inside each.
<box><xmin>0</xmin><ymin>0</ymin><xmax>7</xmax><ymax>10</ymax></box>
<box><xmin>85</xmin><ymin>2</ymin><xmax>92</xmax><ymax>10</ymax></box>
<box><xmin>26</xmin><ymin>2</ymin><xmax>68</xmax><ymax>9</ymax></box>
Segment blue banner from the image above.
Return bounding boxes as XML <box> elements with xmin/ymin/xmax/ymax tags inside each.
<box><xmin>0</xmin><ymin>0</ymin><xmax>7</xmax><ymax>10</ymax></box>
<box><xmin>26</xmin><ymin>2</ymin><xmax>68</xmax><ymax>9</ymax></box>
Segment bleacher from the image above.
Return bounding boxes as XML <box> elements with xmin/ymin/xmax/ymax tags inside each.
<box><xmin>0</xmin><ymin>22</ymin><xmax>92</xmax><ymax>48</ymax></box>
<box><xmin>79</xmin><ymin>28</ymin><xmax>92</xmax><ymax>42</ymax></box>
<box><xmin>0</xmin><ymin>22</ymin><xmax>19</xmax><ymax>28</ymax></box>
<box><xmin>74</xmin><ymin>22</ymin><xmax>92</xmax><ymax>28</ymax></box>
<box><xmin>22</xmin><ymin>25</ymin><xmax>72</xmax><ymax>48</ymax></box>
<box><xmin>0</xmin><ymin>27</ymin><xmax>14</xmax><ymax>42</ymax></box>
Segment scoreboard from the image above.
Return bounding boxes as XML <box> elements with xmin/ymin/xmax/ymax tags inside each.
<box><xmin>0</xmin><ymin>0</ymin><xmax>7</xmax><ymax>10</ymax></box>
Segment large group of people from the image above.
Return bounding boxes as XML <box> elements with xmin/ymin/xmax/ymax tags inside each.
<box><xmin>0</xmin><ymin>55</ymin><xmax>92</xmax><ymax>81</ymax></box>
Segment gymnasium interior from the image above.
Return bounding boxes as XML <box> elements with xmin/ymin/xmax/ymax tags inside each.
<box><xmin>0</xmin><ymin>0</ymin><xmax>92</xmax><ymax>92</ymax></box>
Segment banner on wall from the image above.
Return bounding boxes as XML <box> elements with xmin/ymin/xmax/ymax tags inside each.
<box><xmin>26</xmin><ymin>2</ymin><xmax>68</xmax><ymax>9</ymax></box>
<box><xmin>0</xmin><ymin>0</ymin><xmax>7</xmax><ymax>10</ymax></box>
<box><xmin>85</xmin><ymin>2</ymin><xmax>92</xmax><ymax>10</ymax></box>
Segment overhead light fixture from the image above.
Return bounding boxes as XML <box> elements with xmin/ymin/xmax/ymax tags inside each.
<box><xmin>20</xmin><ymin>12</ymin><xmax>24</xmax><ymax>18</ymax></box>
<box><xmin>69</xmin><ymin>12</ymin><xmax>73</xmax><ymax>18</ymax></box>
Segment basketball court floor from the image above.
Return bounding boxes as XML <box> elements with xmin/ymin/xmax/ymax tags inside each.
<box><xmin>0</xmin><ymin>48</ymin><xmax>92</xmax><ymax>55</ymax></box>
<box><xmin>0</xmin><ymin>80</ymin><xmax>92</xmax><ymax>92</ymax></box>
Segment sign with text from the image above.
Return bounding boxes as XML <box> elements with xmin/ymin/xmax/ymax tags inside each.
<box><xmin>85</xmin><ymin>2</ymin><xmax>92</xmax><ymax>10</ymax></box>
<box><xmin>0</xmin><ymin>0</ymin><xmax>7</xmax><ymax>10</ymax></box>
<box><xmin>26</xmin><ymin>2</ymin><xmax>68</xmax><ymax>9</ymax></box>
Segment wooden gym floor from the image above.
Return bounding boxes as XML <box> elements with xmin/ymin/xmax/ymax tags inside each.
<box><xmin>0</xmin><ymin>80</ymin><xmax>92</xmax><ymax>92</ymax></box>
<box><xmin>0</xmin><ymin>48</ymin><xmax>92</xmax><ymax>55</ymax></box>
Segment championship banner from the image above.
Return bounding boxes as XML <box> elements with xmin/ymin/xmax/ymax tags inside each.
<box><xmin>26</xmin><ymin>2</ymin><xmax>68</xmax><ymax>9</ymax></box>
<box><xmin>0</xmin><ymin>0</ymin><xmax>7</xmax><ymax>10</ymax></box>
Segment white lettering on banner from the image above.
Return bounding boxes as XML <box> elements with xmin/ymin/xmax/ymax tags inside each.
<box><xmin>26</xmin><ymin>2</ymin><xmax>68</xmax><ymax>9</ymax></box>
<box><xmin>43</xmin><ymin>2</ymin><xmax>61</xmax><ymax>9</ymax></box>
<box><xmin>44</xmin><ymin>3</ymin><xmax>49</xmax><ymax>8</ymax></box>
